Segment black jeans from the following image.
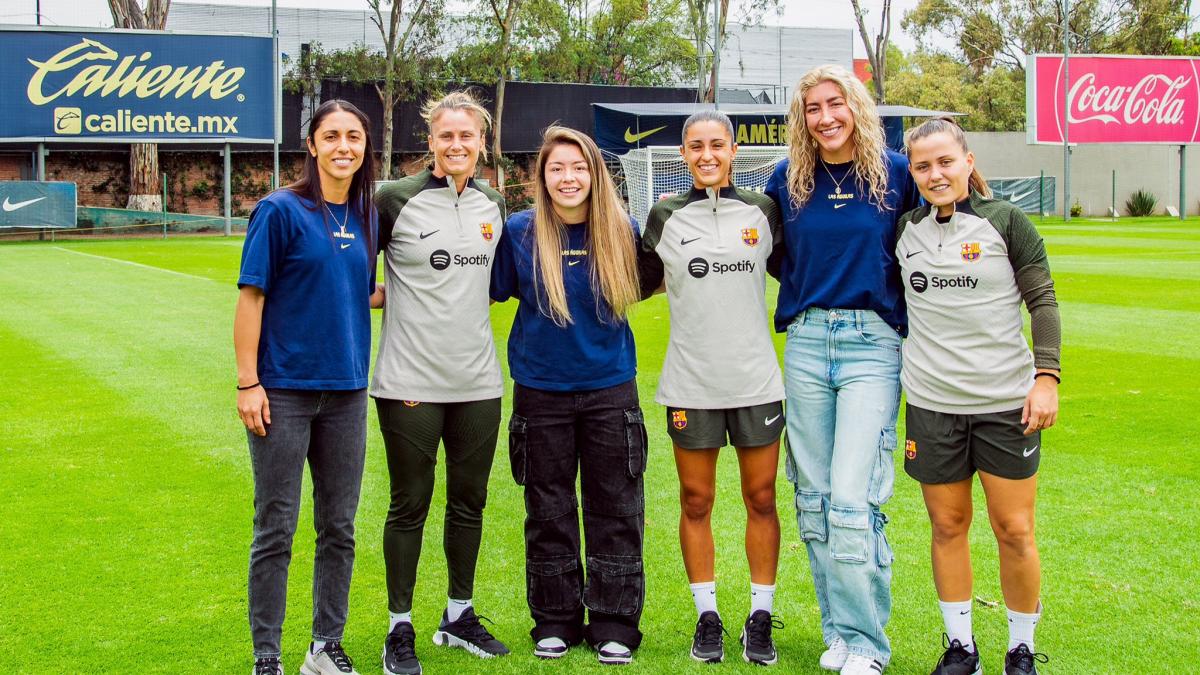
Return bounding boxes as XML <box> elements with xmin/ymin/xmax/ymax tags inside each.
<box><xmin>508</xmin><ymin>379</ymin><xmax>647</xmax><ymax>649</ymax></box>
<box><xmin>247</xmin><ymin>388</ymin><xmax>367</xmax><ymax>658</ymax></box>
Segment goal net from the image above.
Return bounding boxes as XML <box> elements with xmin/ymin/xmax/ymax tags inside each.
<box><xmin>616</xmin><ymin>146</ymin><xmax>788</xmax><ymax>226</ymax></box>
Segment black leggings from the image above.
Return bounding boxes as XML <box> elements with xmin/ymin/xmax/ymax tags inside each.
<box><xmin>375</xmin><ymin>397</ymin><xmax>501</xmax><ymax>613</ymax></box>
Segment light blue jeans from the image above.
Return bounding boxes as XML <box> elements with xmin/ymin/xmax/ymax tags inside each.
<box><xmin>783</xmin><ymin>308</ymin><xmax>901</xmax><ymax>665</ymax></box>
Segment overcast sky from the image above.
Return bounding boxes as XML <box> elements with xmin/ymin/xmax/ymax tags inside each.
<box><xmin>4</xmin><ymin>0</ymin><xmax>928</xmax><ymax>56</ymax></box>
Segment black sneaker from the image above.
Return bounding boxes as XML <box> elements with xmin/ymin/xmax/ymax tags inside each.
<box><xmin>691</xmin><ymin>611</ymin><xmax>726</xmax><ymax>663</ymax></box>
<box><xmin>432</xmin><ymin>607</ymin><xmax>510</xmax><ymax>658</ymax></box>
<box><xmin>931</xmin><ymin>634</ymin><xmax>981</xmax><ymax>675</ymax></box>
<box><xmin>383</xmin><ymin>622</ymin><xmax>421</xmax><ymax>675</ymax></box>
<box><xmin>253</xmin><ymin>657</ymin><xmax>283</xmax><ymax>675</ymax></box>
<box><xmin>740</xmin><ymin>610</ymin><xmax>783</xmax><ymax>665</ymax></box>
<box><xmin>1004</xmin><ymin>644</ymin><xmax>1048</xmax><ymax>675</ymax></box>
<box><xmin>596</xmin><ymin>640</ymin><xmax>633</xmax><ymax>665</ymax></box>
<box><xmin>533</xmin><ymin>636</ymin><xmax>570</xmax><ymax>659</ymax></box>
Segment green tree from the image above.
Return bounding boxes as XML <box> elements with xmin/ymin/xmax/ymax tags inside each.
<box><xmin>107</xmin><ymin>0</ymin><xmax>168</xmax><ymax>211</ymax></box>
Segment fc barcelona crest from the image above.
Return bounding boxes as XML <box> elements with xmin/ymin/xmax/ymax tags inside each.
<box><xmin>741</xmin><ymin>227</ymin><xmax>759</xmax><ymax>247</ymax></box>
<box><xmin>672</xmin><ymin>409</ymin><xmax>688</xmax><ymax>430</ymax></box>
<box><xmin>961</xmin><ymin>242</ymin><xmax>981</xmax><ymax>262</ymax></box>
<box><xmin>905</xmin><ymin>439</ymin><xmax>917</xmax><ymax>460</ymax></box>
<box><xmin>403</xmin><ymin>401</ymin><xmax>420</xmax><ymax>408</ymax></box>
<box><xmin>480</xmin><ymin>222</ymin><xmax>494</xmax><ymax>241</ymax></box>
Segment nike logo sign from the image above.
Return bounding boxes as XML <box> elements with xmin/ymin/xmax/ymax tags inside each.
<box><xmin>680</xmin><ymin>237</ymin><xmax>700</xmax><ymax>246</ymax></box>
<box><xmin>834</xmin><ymin>204</ymin><xmax>846</xmax><ymax>209</ymax></box>
<box><xmin>624</xmin><ymin>125</ymin><xmax>668</xmax><ymax>143</ymax></box>
<box><xmin>905</xmin><ymin>250</ymin><xmax>924</xmax><ymax>259</ymax></box>
<box><xmin>1023</xmin><ymin>445</ymin><xmax>1038</xmax><ymax>457</ymax></box>
<box><xmin>568</xmin><ymin>260</ymin><xmax>581</xmax><ymax>266</ymax></box>
<box><xmin>959</xmin><ymin>610</ymin><xmax>971</xmax><ymax>615</ymax></box>
<box><xmin>764</xmin><ymin>414</ymin><xmax>781</xmax><ymax>425</ymax></box>
<box><xmin>2</xmin><ymin>196</ymin><xmax>46</xmax><ymax>212</ymax></box>
<box><xmin>419</xmin><ymin>230</ymin><xmax>439</xmax><ymax>239</ymax></box>
<box><xmin>340</xmin><ymin>243</ymin><xmax>351</xmax><ymax>249</ymax></box>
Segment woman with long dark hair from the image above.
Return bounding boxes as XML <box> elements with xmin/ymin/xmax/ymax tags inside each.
<box><xmin>235</xmin><ymin>98</ymin><xmax>382</xmax><ymax>675</ymax></box>
<box><xmin>490</xmin><ymin>126</ymin><xmax>646</xmax><ymax>665</ymax></box>
<box><xmin>766</xmin><ymin>65</ymin><xmax>920</xmax><ymax>675</ymax></box>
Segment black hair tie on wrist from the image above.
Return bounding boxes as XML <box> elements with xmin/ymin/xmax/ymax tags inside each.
<box><xmin>1034</xmin><ymin>372</ymin><xmax>1061</xmax><ymax>384</ymax></box>
<box><xmin>237</xmin><ymin>382</ymin><xmax>262</xmax><ymax>391</ymax></box>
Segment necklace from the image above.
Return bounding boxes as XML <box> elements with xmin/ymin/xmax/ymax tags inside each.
<box><xmin>324</xmin><ymin>201</ymin><xmax>348</xmax><ymax>235</ymax></box>
<box><xmin>821</xmin><ymin>160</ymin><xmax>852</xmax><ymax>195</ymax></box>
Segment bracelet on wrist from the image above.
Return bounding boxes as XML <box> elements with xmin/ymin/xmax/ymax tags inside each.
<box><xmin>1034</xmin><ymin>372</ymin><xmax>1061</xmax><ymax>384</ymax></box>
<box><xmin>237</xmin><ymin>382</ymin><xmax>262</xmax><ymax>391</ymax></box>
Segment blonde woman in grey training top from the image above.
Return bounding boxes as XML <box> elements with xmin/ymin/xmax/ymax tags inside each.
<box><xmin>899</xmin><ymin>117</ymin><xmax>1059</xmax><ymax>675</ymax></box>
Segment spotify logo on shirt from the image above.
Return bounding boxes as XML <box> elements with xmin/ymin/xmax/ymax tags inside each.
<box><xmin>910</xmin><ymin>271</ymin><xmax>929</xmax><ymax>293</ymax></box>
<box><xmin>430</xmin><ymin>249</ymin><xmax>451</xmax><ymax>270</ymax></box>
<box><xmin>688</xmin><ymin>257</ymin><xmax>710</xmax><ymax>278</ymax></box>
<box><xmin>429</xmin><ymin>249</ymin><xmax>491</xmax><ymax>271</ymax></box>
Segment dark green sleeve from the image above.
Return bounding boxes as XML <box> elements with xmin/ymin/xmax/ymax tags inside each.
<box><xmin>638</xmin><ymin>202</ymin><xmax>669</xmax><ymax>299</ymax></box>
<box><xmin>373</xmin><ymin>180</ymin><xmax>414</xmax><ymax>254</ymax></box>
<box><xmin>482</xmin><ymin>184</ymin><xmax>508</xmax><ymax>221</ymax></box>
<box><xmin>897</xmin><ymin>204</ymin><xmax>931</xmax><ymax>242</ymax></box>
<box><xmin>1005</xmin><ymin>208</ymin><xmax>1061</xmax><ymax>371</ymax></box>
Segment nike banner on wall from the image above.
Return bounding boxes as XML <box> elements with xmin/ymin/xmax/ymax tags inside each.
<box><xmin>0</xmin><ymin>181</ymin><xmax>77</xmax><ymax>228</ymax></box>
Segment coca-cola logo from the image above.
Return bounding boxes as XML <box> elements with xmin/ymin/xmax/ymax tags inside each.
<box><xmin>1068</xmin><ymin>72</ymin><xmax>1190</xmax><ymax>126</ymax></box>
<box><xmin>1033</xmin><ymin>55</ymin><xmax>1200</xmax><ymax>144</ymax></box>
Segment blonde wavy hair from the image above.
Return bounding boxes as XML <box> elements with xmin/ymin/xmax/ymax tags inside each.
<box><xmin>785</xmin><ymin>64</ymin><xmax>890</xmax><ymax>209</ymax></box>
<box><xmin>421</xmin><ymin>89</ymin><xmax>493</xmax><ymax>162</ymax></box>
<box><xmin>531</xmin><ymin>126</ymin><xmax>640</xmax><ymax>326</ymax></box>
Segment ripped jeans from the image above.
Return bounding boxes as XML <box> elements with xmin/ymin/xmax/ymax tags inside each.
<box><xmin>783</xmin><ymin>308</ymin><xmax>900</xmax><ymax>665</ymax></box>
<box><xmin>508</xmin><ymin>379</ymin><xmax>648</xmax><ymax>649</ymax></box>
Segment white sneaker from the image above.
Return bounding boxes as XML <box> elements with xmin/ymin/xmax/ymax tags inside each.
<box><xmin>301</xmin><ymin>642</ymin><xmax>361</xmax><ymax>675</ymax></box>
<box><xmin>534</xmin><ymin>637</ymin><xmax>569</xmax><ymax>659</ymax></box>
<box><xmin>820</xmin><ymin>636</ymin><xmax>849</xmax><ymax>670</ymax></box>
<box><xmin>841</xmin><ymin>653</ymin><xmax>884</xmax><ymax>675</ymax></box>
<box><xmin>596</xmin><ymin>640</ymin><xmax>633</xmax><ymax>665</ymax></box>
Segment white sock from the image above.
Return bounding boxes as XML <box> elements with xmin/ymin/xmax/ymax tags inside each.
<box><xmin>388</xmin><ymin>611</ymin><xmax>412</xmax><ymax>631</ymax></box>
<box><xmin>447</xmin><ymin>597</ymin><xmax>472</xmax><ymax>622</ymax></box>
<box><xmin>1007</xmin><ymin>605</ymin><xmax>1040</xmax><ymax>651</ymax></box>
<box><xmin>750</xmin><ymin>582</ymin><xmax>776</xmax><ymax>615</ymax></box>
<box><xmin>938</xmin><ymin>599</ymin><xmax>974</xmax><ymax>652</ymax></box>
<box><xmin>690</xmin><ymin>580</ymin><xmax>718</xmax><ymax>616</ymax></box>
<box><xmin>311</xmin><ymin>639</ymin><xmax>327</xmax><ymax>654</ymax></box>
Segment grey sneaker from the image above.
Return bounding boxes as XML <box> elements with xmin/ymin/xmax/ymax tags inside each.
<box><xmin>300</xmin><ymin>642</ymin><xmax>359</xmax><ymax>675</ymax></box>
<box><xmin>253</xmin><ymin>657</ymin><xmax>282</xmax><ymax>675</ymax></box>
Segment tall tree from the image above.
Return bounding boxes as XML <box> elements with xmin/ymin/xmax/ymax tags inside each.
<box><xmin>368</xmin><ymin>0</ymin><xmax>442</xmax><ymax>180</ymax></box>
<box><xmin>850</xmin><ymin>0</ymin><xmax>892</xmax><ymax>102</ymax></box>
<box><xmin>484</xmin><ymin>0</ymin><xmax>524</xmax><ymax>188</ymax></box>
<box><xmin>107</xmin><ymin>0</ymin><xmax>169</xmax><ymax>211</ymax></box>
<box><xmin>683</xmin><ymin>0</ymin><xmax>782</xmax><ymax>102</ymax></box>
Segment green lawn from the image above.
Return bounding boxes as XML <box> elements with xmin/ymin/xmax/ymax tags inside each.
<box><xmin>1</xmin><ymin>217</ymin><xmax>1197</xmax><ymax>673</ymax></box>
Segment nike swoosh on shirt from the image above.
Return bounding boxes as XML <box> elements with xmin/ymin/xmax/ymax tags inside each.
<box><xmin>834</xmin><ymin>204</ymin><xmax>847</xmax><ymax>209</ymax></box>
<box><xmin>905</xmin><ymin>250</ymin><xmax>924</xmax><ymax>259</ymax></box>
<box><xmin>1023</xmin><ymin>445</ymin><xmax>1038</xmax><ymax>457</ymax></box>
<box><xmin>764</xmin><ymin>414</ymin><xmax>781</xmax><ymax>425</ymax></box>
<box><xmin>624</xmin><ymin>125</ymin><xmax>668</xmax><ymax>143</ymax></box>
<box><xmin>2</xmin><ymin>196</ymin><xmax>46</xmax><ymax>212</ymax></box>
<box><xmin>419</xmin><ymin>230</ymin><xmax>439</xmax><ymax>239</ymax></box>
<box><xmin>568</xmin><ymin>260</ymin><xmax>581</xmax><ymax>266</ymax></box>
<box><xmin>340</xmin><ymin>243</ymin><xmax>351</xmax><ymax>249</ymax></box>
<box><xmin>680</xmin><ymin>237</ymin><xmax>700</xmax><ymax>245</ymax></box>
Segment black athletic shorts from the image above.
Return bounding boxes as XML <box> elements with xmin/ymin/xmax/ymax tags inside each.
<box><xmin>903</xmin><ymin>403</ymin><xmax>1041</xmax><ymax>483</ymax></box>
<box><xmin>666</xmin><ymin>401</ymin><xmax>784</xmax><ymax>450</ymax></box>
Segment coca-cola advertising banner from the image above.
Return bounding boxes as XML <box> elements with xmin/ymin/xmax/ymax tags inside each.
<box><xmin>1027</xmin><ymin>54</ymin><xmax>1200</xmax><ymax>144</ymax></box>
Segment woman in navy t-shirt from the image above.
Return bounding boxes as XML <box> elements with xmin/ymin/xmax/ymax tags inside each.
<box><xmin>765</xmin><ymin>65</ymin><xmax>919</xmax><ymax>675</ymax></box>
<box><xmin>490</xmin><ymin>126</ymin><xmax>646</xmax><ymax>665</ymax></box>
<box><xmin>234</xmin><ymin>99</ymin><xmax>382</xmax><ymax>675</ymax></box>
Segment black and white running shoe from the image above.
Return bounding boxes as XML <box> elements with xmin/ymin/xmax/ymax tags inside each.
<box><xmin>740</xmin><ymin>610</ymin><xmax>783</xmax><ymax>665</ymax></box>
<box><xmin>431</xmin><ymin>607</ymin><xmax>510</xmax><ymax>658</ymax></box>
<box><xmin>382</xmin><ymin>622</ymin><xmax>422</xmax><ymax>675</ymax></box>
<box><xmin>533</xmin><ymin>636</ymin><xmax>570</xmax><ymax>659</ymax></box>
<box><xmin>931</xmin><ymin>634</ymin><xmax>981</xmax><ymax>675</ymax></box>
<box><xmin>1004</xmin><ymin>644</ymin><xmax>1048</xmax><ymax>675</ymax></box>
<box><xmin>691</xmin><ymin>611</ymin><xmax>726</xmax><ymax>663</ymax></box>
<box><xmin>596</xmin><ymin>640</ymin><xmax>633</xmax><ymax>665</ymax></box>
<box><xmin>253</xmin><ymin>657</ymin><xmax>283</xmax><ymax>675</ymax></box>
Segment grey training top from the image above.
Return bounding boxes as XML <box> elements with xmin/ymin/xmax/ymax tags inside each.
<box><xmin>897</xmin><ymin>192</ymin><xmax>1061</xmax><ymax>414</ymax></box>
<box><xmin>639</xmin><ymin>185</ymin><xmax>785</xmax><ymax>409</ymax></box>
<box><xmin>371</xmin><ymin>169</ymin><xmax>507</xmax><ymax>402</ymax></box>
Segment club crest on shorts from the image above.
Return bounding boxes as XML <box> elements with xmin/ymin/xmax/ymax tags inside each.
<box><xmin>961</xmin><ymin>242</ymin><xmax>981</xmax><ymax>262</ymax></box>
<box><xmin>403</xmin><ymin>400</ymin><xmax>420</xmax><ymax>408</ymax></box>
<box><xmin>672</xmin><ymin>409</ymin><xmax>688</xmax><ymax>430</ymax></box>
<box><xmin>741</xmin><ymin>227</ymin><xmax>759</xmax><ymax>247</ymax></box>
<box><xmin>480</xmin><ymin>222</ymin><xmax>494</xmax><ymax>241</ymax></box>
<box><xmin>905</xmin><ymin>439</ymin><xmax>917</xmax><ymax>460</ymax></box>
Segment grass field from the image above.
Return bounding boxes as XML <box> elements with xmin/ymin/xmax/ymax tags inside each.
<box><xmin>1</xmin><ymin>216</ymin><xmax>1198</xmax><ymax>674</ymax></box>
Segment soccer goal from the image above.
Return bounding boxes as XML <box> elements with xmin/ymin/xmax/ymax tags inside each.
<box><xmin>617</xmin><ymin>146</ymin><xmax>788</xmax><ymax>226</ymax></box>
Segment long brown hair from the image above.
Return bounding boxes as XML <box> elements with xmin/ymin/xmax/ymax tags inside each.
<box><xmin>903</xmin><ymin>117</ymin><xmax>992</xmax><ymax>197</ymax></box>
<box><xmin>785</xmin><ymin>64</ymin><xmax>890</xmax><ymax>209</ymax></box>
<box><xmin>289</xmin><ymin>99</ymin><xmax>377</xmax><ymax>223</ymax></box>
<box><xmin>531</xmin><ymin>126</ymin><xmax>640</xmax><ymax>326</ymax></box>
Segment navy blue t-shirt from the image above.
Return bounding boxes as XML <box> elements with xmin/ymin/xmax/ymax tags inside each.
<box><xmin>490</xmin><ymin>209</ymin><xmax>638</xmax><ymax>392</ymax></box>
<box><xmin>765</xmin><ymin>150</ymin><xmax>920</xmax><ymax>334</ymax></box>
<box><xmin>238</xmin><ymin>189</ymin><xmax>378</xmax><ymax>390</ymax></box>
